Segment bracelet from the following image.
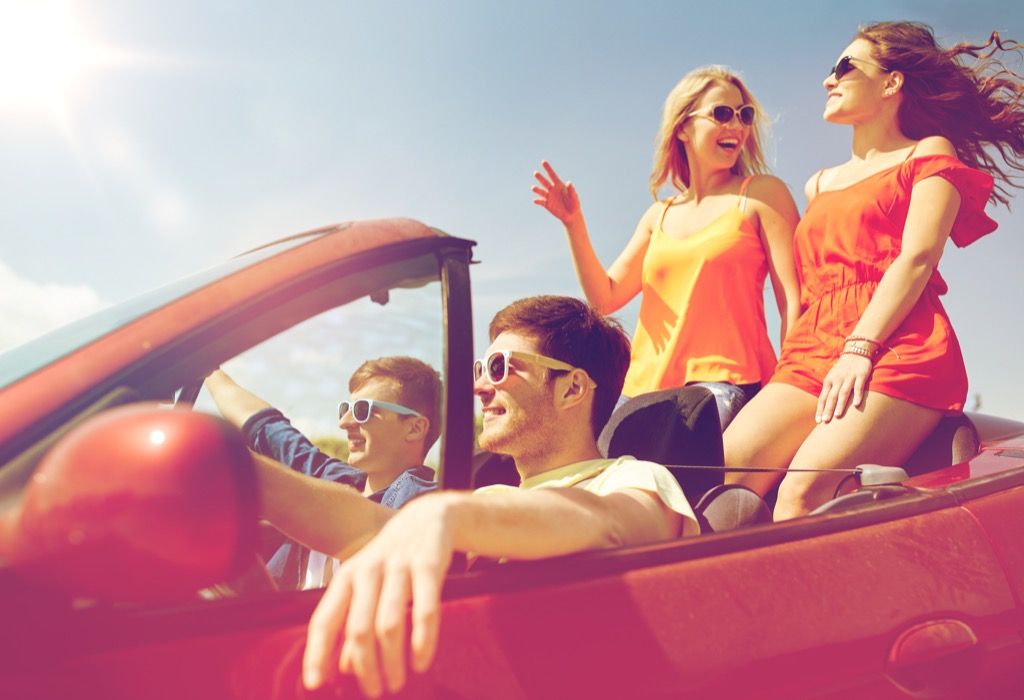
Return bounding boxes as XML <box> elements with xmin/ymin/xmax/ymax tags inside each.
<box><xmin>841</xmin><ymin>346</ymin><xmax>875</xmax><ymax>361</ymax></box>
<box><xmin>845</xmin><ymin>335</ymin><xmax>882</xmax><ymax>347</ymax></box>
<box><xmin>845</xmin><ymin>336</ymin><xmax>902</xmax><ymax>360</ymax></box>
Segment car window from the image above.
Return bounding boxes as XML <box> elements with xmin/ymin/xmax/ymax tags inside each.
<box><xmin>192</xmin><ymin>282</ymin><xmax>445</xmax><ymax>593</ymax></box>
<box><xmin>194</xmin><ymin>283</ymin><xmax>444</xmax><ymax>465</ymax></box>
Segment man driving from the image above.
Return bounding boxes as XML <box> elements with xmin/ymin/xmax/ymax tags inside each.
<box><xmin>205</xmin><ymin>356</ymin><xmax>440</xmax><ymax>587</ymax></box>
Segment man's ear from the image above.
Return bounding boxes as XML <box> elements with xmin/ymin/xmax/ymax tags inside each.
<box><xmin>404</xmin><ymin>416</ymin><xmax>429</xmax><ymax>443</ymax></box>
<box><xmin>555</xmin><ymin>369</ymin><xmax>592</xmax><ymax>410</ymax></box>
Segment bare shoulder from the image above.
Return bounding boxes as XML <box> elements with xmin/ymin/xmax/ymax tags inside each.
<box><xmin>802</xmin><ymin>169</ymin><xmax>826</xmax><ymax>202</ymax></box>
<box><xmin>746</xmin><ymin>174</ymin><xmax>797</xmax><ymax>206</ymax></box>
<box><xmin>913</xmin><ymin>135</ymin><xmax>957</xmax><ymax>158</ymax></box>
<box><xmin>637</xmin><ymin>197</ymin><xmax>669</xmax><ymax>233</ymax></box>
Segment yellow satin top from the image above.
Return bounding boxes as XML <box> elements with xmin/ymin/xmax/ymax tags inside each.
<box><xmin>621</xmin><ymin>177</ymin><xmax>778</xmax><ymax>397</ymax></box>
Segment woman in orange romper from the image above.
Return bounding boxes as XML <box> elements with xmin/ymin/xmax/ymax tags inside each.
<box><xmin>533</xmin><ymin>66</ymin><xmax>801</xmax><ymax>430</ymax></box>
<box><xmin>725</xmin><ymin>21</ymin><xmax>1024</xmax><ymax>519</ymax></box>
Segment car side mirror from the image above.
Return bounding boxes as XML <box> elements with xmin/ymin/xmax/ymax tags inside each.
<box><xmin>0</xmin><ymin>404</ymin><xmax>259</xmax><ymax>603</ymax></box>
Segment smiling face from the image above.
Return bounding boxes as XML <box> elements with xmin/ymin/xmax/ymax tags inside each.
<box><xmin>676</xmin><ymin>82</ymin><xmax>751</xmax><ymax>173</ymax></box>
<box><xmin>822</xmin><ymin>38</ymin><xmax>893</xmax><ymax>124</ymax></box>
<box><xmin>340</xmin><ymin>375</ymin><xmax>419</xmax><ymax>475</ymax></box>
<box><xmin>474</xmin><ymin>331</ymin><xmax>561</xmax><ymax>460</ymax></box>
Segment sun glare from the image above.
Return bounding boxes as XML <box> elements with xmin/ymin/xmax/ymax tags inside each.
<box><xmin>0</xmin><ymin>0</ymin><xmax>126</xmax><ymax>129</ymax></box>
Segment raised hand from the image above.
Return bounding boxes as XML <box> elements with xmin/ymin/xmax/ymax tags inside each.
<box><xmin>532</xmin><ymin>160</ymin><xmax>582</xmax><ymax>226</ymax></box>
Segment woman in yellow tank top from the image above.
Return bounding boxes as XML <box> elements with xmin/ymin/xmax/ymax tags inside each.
<box><xmin>533</xmin><ymin>66</ymin><xmax>801</xmax><ymax>429</ymax></box>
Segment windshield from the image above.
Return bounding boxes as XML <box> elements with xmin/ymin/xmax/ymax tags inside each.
<box><xmin>0</xmin><ymin>235</ymin><xmax>321</xmax><ymax>390</ymax></box>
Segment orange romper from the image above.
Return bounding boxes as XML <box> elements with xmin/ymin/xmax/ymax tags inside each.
<box><xmin>622</xmin><ymin>177</ymin><xmax>778</xmax><ymax>397</ymax></box>
<box><xmin>771</xmin><ymin>154</ymin><xmax>997</xmax><ymax>412</ymax></box>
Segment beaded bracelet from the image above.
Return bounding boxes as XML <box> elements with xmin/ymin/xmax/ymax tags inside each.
<box><xmin>841</xmin><ymin>346</ymin><xmax>874</xmax><ymax>360</ymax></box>
<box><xmin>845</xmin><ymin>335</ymin><xmax>902</xmax><ymax>360</ymax></box>
<box><xmin>845</xmin><ymin>335</ymin><xmax>882</xmax><ymax>347</ymax></box>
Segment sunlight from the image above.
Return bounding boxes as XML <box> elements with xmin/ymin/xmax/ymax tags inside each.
<box><xmin>0</xmin><ymin>0</ymin><xmax>128</xmax><ymax>129</ymax></box>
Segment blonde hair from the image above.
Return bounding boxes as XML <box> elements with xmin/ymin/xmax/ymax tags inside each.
<box><xmin>649</xmin><ymin>66</ymin><xmax>770</xmax><ymax>198</ymax></box>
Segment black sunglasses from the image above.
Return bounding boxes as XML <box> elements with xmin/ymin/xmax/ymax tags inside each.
<box><xmin>828</xmin><ymin>55</ymin><xmax>887</xmax><ymax>81</ymax></box>
<box><xmin>690</xmin><ymin>104</ymin><xmax>756</xmax><ymax>127</ymax></box>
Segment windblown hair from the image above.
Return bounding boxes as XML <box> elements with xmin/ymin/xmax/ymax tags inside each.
<box><xmin>350</xmin><ymin>356</ymin><xmax>442</xmax><ymax>450</ymax></box>
<box><xmin>858</xmin><ymin>21</ymin><xmax>1024</xmax><ymax>205</ymax></box>
<box><xmin>649</xmin><ymin>65</ymin><xmax>770</xmax><ymax>198</ymax></box>
<box><xmin>489</xmin><ymin>295</ymin><xmax>631</xmax><ymax>439</ymax></box>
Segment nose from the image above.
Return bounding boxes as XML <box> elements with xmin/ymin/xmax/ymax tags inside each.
<box><xmin>824</xmin><ymin>72</ymin><xmax>838</xmax><ymax>90</ymax></box>
<box><xmin>339</xmin><ymin>407</ymin><xmax>357</xmax><ymax>429</ymax></box>
<box><xmin>473</xmin><ymin>369</ymin><xmax>496</xmax><ymax>398</ymax></box>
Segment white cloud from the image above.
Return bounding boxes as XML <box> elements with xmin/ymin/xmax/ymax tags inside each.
<box><xmin>0</xmin><ymin>260</ymin><xmax>106</xmax><ymax>352</ymax></box>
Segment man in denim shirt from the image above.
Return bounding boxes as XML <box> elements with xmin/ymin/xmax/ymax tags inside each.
<box><xmin>205</xmin><ymin>356</ymin><xmax>440</xmax><ymax>588</ymax></box>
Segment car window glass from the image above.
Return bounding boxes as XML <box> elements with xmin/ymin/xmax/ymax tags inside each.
<box><xmin>194</xmin><ymin>282</ymin><xmax>444</xmax><ymax>466</ymax></box>
<box><xmin>191</xmin><ymin>282</ymin><xmax>444</xmax><ymax>594</ymax></box>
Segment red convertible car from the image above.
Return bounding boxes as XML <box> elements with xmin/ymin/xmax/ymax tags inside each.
<box><xmin>0</xmin><ymin>219</ymin><xmax>1022</xmax><ymax>698</ymax></box>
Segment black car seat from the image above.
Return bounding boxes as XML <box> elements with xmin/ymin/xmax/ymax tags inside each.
<box><xmin>598</xmin><ymin>385</ymin><xmax>725</xmax><ymax>505</ymax></box>
<box><xmin>694</xmin><ymin>483</ymin><xmax>773</xmax><ymax>532</ymax></box>
<box><xmin>901</xmin><ymin>413</ymin><xmax>980</xmax><ymax>476</ymax></box>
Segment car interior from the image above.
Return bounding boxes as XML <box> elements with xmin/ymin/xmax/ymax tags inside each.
<box><xmin>472</xmin><ymin>383</ymin><xmax>983</xmax><ymax>536</ymax></box>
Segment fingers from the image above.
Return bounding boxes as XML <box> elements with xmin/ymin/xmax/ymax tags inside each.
<box><xmin>831</xmin><ymin>376</ymin><xmax>855</xmax><ymax>421</ymax></box>
<box><xmin>302</xmin><ymin>572</ymin><xmax>354</xmax><ymax>691</ymax></box>
<box><xmin>409</xmin><ymin>560</ymin><xmax>444</xmax><ymax>673</ymax></box>
<box><xmin>817</xmin><ymin>358</ymin><xmax>871</xmax><ymax>423</ymax></box>
<box><xmin>541</xmin><ymin>160</ymin><xmax>564</xmax><ymax>186</ymax></box>
<box><xmin>533</xmin><ymin>170</ymin><xmax>554</xmax><ymax>190</ymax></box>
<box><xmin>852</xmin><ymin>373</ymin><xmax>866</xmax><ymax>410</ymax></box>
<box><xmin>815</xmin><ymin>380</ymin><xmax>834</xmax><ymax>424</ymax></box>
<box><xmin>340</xmin><ymin>563</ymin><xmax>385</xmax><ymax>698</ymax></box>
<box><xmin>375</xmin><ymin>566</ymin><xmax>412</xmax><ymax>694</ymax></box>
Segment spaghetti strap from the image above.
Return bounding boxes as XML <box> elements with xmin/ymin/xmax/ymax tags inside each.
<box><xmin>656</xmin><ymin>196</ymin><xmax>676</xmax><ymax>231</ymax></box>
<box><xmin>814</xmin><ymin>169</ymin><xmax>825</xmax><ymax>196</ymax></box>
<box><xmin>737</xmin><ymin>176</ymin><xmax>754</xmax><ymax>214</ymax></box>
<box><xmin>903</xmin><ymin>141</ymin><xmax>920</xmax><ymax>162</ymax></box>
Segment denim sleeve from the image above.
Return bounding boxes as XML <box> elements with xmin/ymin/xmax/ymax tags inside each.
<box><xmin>242</xmin><ymin>408</ymin><xmax>364</xmax><ymax>487</ymax></box>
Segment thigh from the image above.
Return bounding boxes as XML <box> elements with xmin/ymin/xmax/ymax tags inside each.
<box><xmin>776</xmin><ymin>391</ymin><xmax>944</xmax><ymax>519</ymax></box>
<box><xmin>722</xmin><ymin>383</ymin><xmax>817</xmax><ymax>494</ymax></box>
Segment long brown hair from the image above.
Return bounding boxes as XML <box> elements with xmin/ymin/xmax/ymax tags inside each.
<box><xmin>648</xmin><ymin>66</ymin><xmax>770</xmax><ymax>199</ymax></box>
<box><xmin>858</xmin><ymin>21</ymin><xmax>1024</xmax><ymax>205</ymax></box>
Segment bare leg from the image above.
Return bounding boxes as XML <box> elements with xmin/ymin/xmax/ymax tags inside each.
<box><xmin>774</xmin><ymin>392</ymin><xmax>943</xmax><ymax>520</ymax></box>
<box><xmin>723</xmin><ymin>384</ymin><xmax>817</xmax><ymax>496</ymax></box>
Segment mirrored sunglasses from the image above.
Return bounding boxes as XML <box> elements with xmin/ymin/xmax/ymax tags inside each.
<box><xmin>338</xmin><ymin>398</ymin><xmax>422</xmax><ymax>423</ymax></box>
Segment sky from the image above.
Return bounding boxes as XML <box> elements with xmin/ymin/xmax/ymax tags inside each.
<box><xmin>1</xmin><ymin>0</ymin><xmax>1023</xmax><ymax>421</ymax></box>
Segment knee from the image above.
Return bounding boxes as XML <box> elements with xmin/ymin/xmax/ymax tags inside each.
<box><xmin>776</xmin><ymin>473</ymin><xmax>817</xmax><ymax>518</ymax></box>
<box><xmin>775</xmin><ymin>473</ymin><xmax>834</xmax><ymax>520</ymax></box>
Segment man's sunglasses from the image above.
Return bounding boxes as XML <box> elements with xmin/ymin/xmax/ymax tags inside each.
<box><xmin>473</xmin><ymin>350</ymin><xmax>595</xmax><ymax>386</ymax></box>
<box><xmin>828</xmin><ymin>55</ymin><xmax>887</xmax><ymax>81</ymax></box>
<box><xmin>338</xmin><ymin>398</ymin><xmax>423</xmax><ymax>423</ymax></box>
<box><xmin>690</xmin><ymin>104</ymin><xmax>756</xmax><ymax>126</ymax></box>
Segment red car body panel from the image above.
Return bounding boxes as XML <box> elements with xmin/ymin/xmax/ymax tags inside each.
<box><xmin>4</xmin><ymin>503</ymin><xmax>1021</xmax><ymax>699</ymax></box>
<box><xmin>1</xmin><ymin>218</ymin><xmax>1023</xmax><ymax>698</ymax></box>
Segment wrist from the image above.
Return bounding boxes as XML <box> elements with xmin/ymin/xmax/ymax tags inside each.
<box><xmin>415</xmin><ymin>490</ymin><xmax>469</xmax><ymax>545</ymax></box>
<box><xmin>563</xmin><ymin>213</ymin><xmax>586</xmax><ymax>235</ymax></box>
<box><xmin>840</xmin><ymin>345</ymin><xmax>875</xmax><ymax>362</ymax></box>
